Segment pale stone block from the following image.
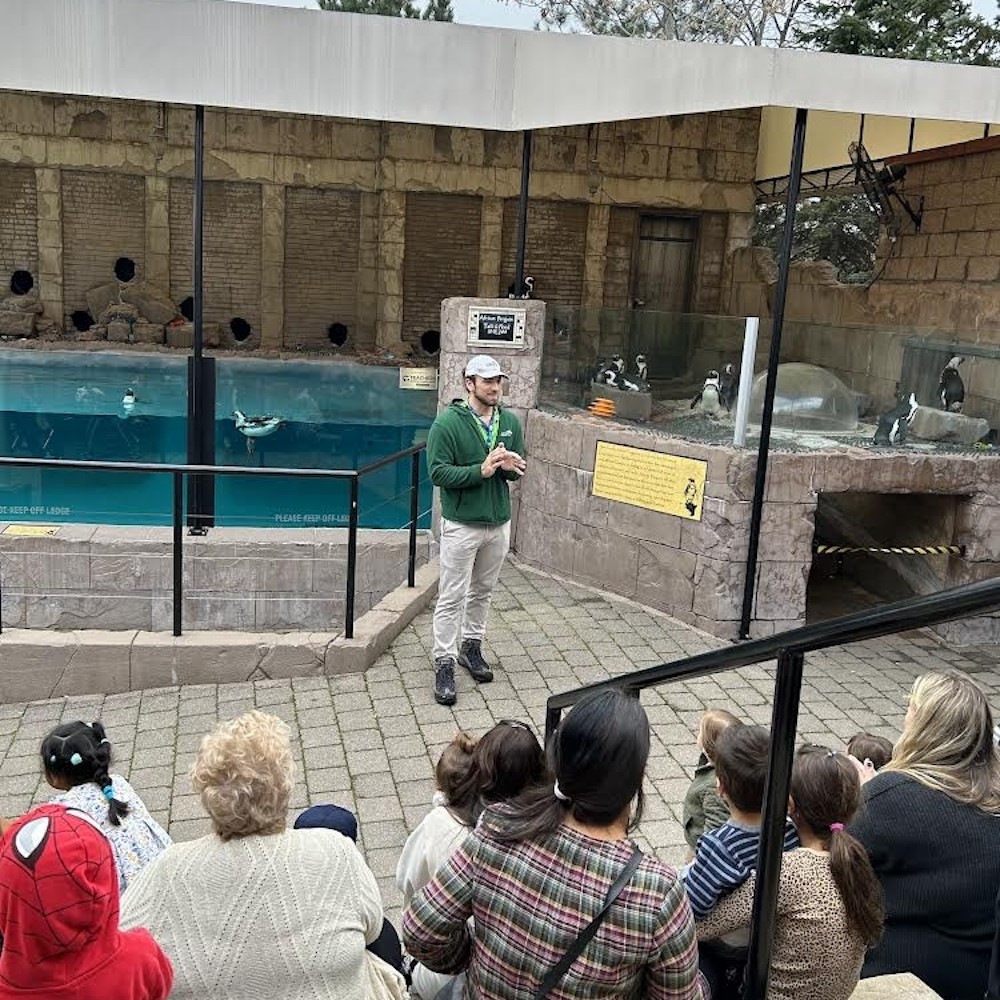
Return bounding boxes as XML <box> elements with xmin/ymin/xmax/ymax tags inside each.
<box><xmin>256</xmin><ymin>596</ymin><xmax>343</xmax><ymax>631</ymax></box>
<box><xmin>26</xmin><ymin>594</ymin><xmax>152</xmax><ymax>631</ymax></box>
<box><xmin>0</xmin><ymin>92</ymin><xmax>54</xmax><ymax>134</ymax></box>
<box><xmin>692</xmin><ymin>556</ymin><xmax>744</xmax><ymax>623</ymax></box>
<box><xmin>909</xmin><ymin>406</ymin><xmax>990</xmax><ymax>445</ymax></box>
<box><xmin>0</xmin><ymin>313</ymin><xmax>36</xmax><ymax>336</ymax></box>
<box><xmin>636</xmin><ymin>541</ymin><xmax>696</xmax><ymax>613</ymax></box>
<box><xmin>132</xmin><ymin>631</ymin><xmax>267</xmax><ymax>688</ymax></box>
<box><xmin>90</xmin><ymin>553</ymin><xmax>173</xmax><ymax>592</ymax></box>
<box><xmin>258</xmin><ymin>633</ymin><xmax>334</xmax><ymax>679</ymax></box>
<box><xmin>0</xmin><ymin>135</ymin><xmax>47</xmax><ymax>166</ymax></box>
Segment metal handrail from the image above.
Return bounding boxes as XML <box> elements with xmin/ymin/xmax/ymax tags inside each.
<box><xmin>0</xmin><ymin>444</ymin><xmax>427</xmax><ymax>639</ymax></box>
<box><xmin>544</xmin><ymin>575</ymin><xmax>1000</xmax><ymax>1000</ymax></box>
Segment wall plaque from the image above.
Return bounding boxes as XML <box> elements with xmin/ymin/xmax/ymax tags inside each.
<box><xmin>399</xmin><ymin>367</ymin><xmax>439</xmax><ymax>390</ymax></box>
<box><xmin>592</xmin><ymin>442</ymin><xmax>707</xmax><ymax>521</ymax></box>
<box><xmin>467</xmin><ymin>307</ymin><xmax>526</xmax><ymax>348</ymax></box>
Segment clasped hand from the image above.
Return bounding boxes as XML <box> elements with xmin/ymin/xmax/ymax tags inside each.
<box><xmin>480</xmin><ymin>443</ymin><xmax>526</xmax><ymax>479</ymax></box>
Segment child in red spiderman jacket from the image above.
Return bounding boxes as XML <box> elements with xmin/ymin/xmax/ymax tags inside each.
<box><xmin>0</xmin><ymin>804</ymin><xmax>172</xmax><ymax>1000</ymax></box>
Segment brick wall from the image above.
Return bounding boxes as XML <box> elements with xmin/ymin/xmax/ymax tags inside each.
<box><xmin>692</xmin><ymin>212</ymin><xmax>729</xmax><ymax>313</ymax></box>
<box><xmin>283</xmin><ymin>187</ymin><xmax>362</xmax><ymax>351</ymax></box>
<box><xmin>169</xmin><ymin>179</ymin><xmax>262</xmax><ymax>336</ymax></box>
<box><xmin>61</xmin><ymin>170</ymin><xmax>145</xmax><ymax>320</ymax></box>
<box><xmin>0</xmin><ymin>166</ymin><xmax>38</xmax><ymax>282</ymax></box>
<box><xmin>603</xmin><ymin>207</ymin><xmax>636</xmax><ymax>310</ymax></box>
<box><xmin>402</xmin><ymin>193</ymin><xmax>482</xmax><ymax>345</ymax></box>
<box><xmin>500</xmin><ymin>199</ymin><xmax>589</xmax><ymax>308</ymax></box>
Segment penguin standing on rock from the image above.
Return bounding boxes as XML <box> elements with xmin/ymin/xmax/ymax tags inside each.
<box><xmin>635</xmin><ymin>354</ymin><xmax>648</xmax><ymax>383</ymax></box>
<box><xmin>873</xmin><ymin>390</ymin><xmax>918</xmax><ymax>445</ymax></box>
<box><xmin>719</xmin><ymin>363</ymin><xmax>738</xmax><ymax>413</ymax></box>
<box><xmin>938</xmin><ymin>356</ymin><xmax>965</xmax><ymax>412</ymax></box>
<box><xmin>690</xmin><ymin>371</ymin><xmax>723</xmax><ymax>416</ymax></box>
<box><xmin>508</xmin><ymin>275</ymin><xmax>535</xmax><ymax>299</ymax></box>
<box><xmin>594</xmin><ymin>355</ymin><xmax>625</xmax><ymax>387</ymax></box>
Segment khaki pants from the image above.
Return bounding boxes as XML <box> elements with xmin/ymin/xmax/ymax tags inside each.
<box><xmin>432</xmin><ymin>517</ymin><xmax>510</xmax><ymax>661</ymax></box>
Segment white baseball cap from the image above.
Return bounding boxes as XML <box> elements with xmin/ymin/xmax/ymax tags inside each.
<box><xmin>465</xmin><ymin>355</ymin><xmax>510</xmax><ymax>379</ymax></box>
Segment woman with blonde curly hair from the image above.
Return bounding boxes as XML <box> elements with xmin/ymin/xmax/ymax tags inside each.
<box><xmin>850</xmin><ymin>671</ymin><xmax>1000</xmax><ymax>999</ymax></box>
<box><xmin>120</xmin><ymin>711</ymin><xmax>405</xmax><ymax>1000</ymax></box>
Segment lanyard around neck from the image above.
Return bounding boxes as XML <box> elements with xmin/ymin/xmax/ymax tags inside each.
<box><xmin>466</xmin><ymin>401</ymin><xmax>499</xmax><ymax>450</ymax></box>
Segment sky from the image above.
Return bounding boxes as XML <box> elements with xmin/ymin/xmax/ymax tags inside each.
<box><xmin>221</xmin><ymin>0</ymin><xmax>538</xmax><ymax>30</ymax></box>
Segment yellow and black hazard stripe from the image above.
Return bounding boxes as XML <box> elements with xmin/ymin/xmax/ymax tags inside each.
<box><xmin>814</xmin><ymin>544</ymin><xmax>965</xmax><ymax>556</ymax></box>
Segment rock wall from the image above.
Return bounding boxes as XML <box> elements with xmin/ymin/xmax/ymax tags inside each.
<box><xmin>0</xmin><ymin>91</ymin><xmax>758</xmax><ymax>353</ymax></box>
<box><xmin>515</xmin><ymin>409</ymin><xmax>1000</xmax><ymax>641</ymax></box>
<box><xmin>0</xmin><ymin>526</ymin><xmax>431</xmax><ymax>633</ymax></box>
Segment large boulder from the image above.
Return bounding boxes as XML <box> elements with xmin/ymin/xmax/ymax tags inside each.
<box><xmin>0</xmin><ymin>288</ymin><xmax>43</xmax><ymax>314</ymax></box>
<box><xmin>909</xmin><ymin>405</ymin><xmax>990</xmax><ymax>446</ymax></box>
<box><xmin>121</xmin><ymin>280</ymin><xmax>180</xmax><ymax>325</ymax></box>
<box><xmin>0</xmin><ymin>312</ymin><xmax>36</xmax><ymax>337</ymax></box>
<box><xmin>85</xmin><ymin>281</ymin><xmax>119</xmax><ymax>324</ymax></box>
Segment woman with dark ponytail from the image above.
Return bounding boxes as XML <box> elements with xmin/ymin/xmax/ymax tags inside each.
<box><xmin>40</xmin><ymin>720</ymin><xmax>171</xmax><ymax>891</ymax></box>
<box><xmin>697</xmin><ymin>745</ymin><xmax>884</xmax><ymax>999</ymax></box>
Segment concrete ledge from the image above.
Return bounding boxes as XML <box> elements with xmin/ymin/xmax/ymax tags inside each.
<box><xmin>850</xmin><ymin>974</ymin><xmax>942</xmax><ymax>999</ymax></box>
<box><xmin>0</xmin><ymin>560</ymin><xmax>439</xmax><ymax>700</ymax></box>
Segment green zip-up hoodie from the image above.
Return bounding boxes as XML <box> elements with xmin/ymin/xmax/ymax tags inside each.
<box><xmin>426</xmin><ymin>400</ymin><xmax>525</xmax><ymax>525</ymax></box>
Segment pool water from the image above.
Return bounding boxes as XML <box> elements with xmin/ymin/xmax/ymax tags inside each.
<box><xmin>0</xmin><ymin>350</ymin><xmax>436</xmax><ymax>529</ymax></box>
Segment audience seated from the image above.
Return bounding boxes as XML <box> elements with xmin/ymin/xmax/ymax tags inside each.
<box><xmin>683</xmin><ymin>709</ymin><xmax>741</xmax><ymax>854</ymax></box>
<box><xmin>403</xmin><ymin>690</ymin><xmax>706</xmax><ymax>1000</ymax></box>
<box><xmin>119</xmin><ymin>711</ymin><xmax>406</xmax><ymax>1000</ymax></box>
<box><xmin>849</xmin><ymin>671</ymin><xmax>1000</xmax><ymax>1000</ymax></box>
<box><xmin>697</xmin><ymin>745</ymin><xmax>884</xmax><ymax>1000</ymax></box>
<box><xmin>0</xmin><ymin>803</ymin><xmax>173</xmax><ymax>1000</ymax></box>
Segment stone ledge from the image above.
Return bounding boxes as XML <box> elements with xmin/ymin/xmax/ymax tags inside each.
<box><xmin>0</xmin><ymin>560</ymin><xmax>439</xmax><ymax>700</ymax></box>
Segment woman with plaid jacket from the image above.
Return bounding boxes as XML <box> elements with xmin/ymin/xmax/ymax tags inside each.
<box><xmin>403</xmin><ymin>690</ymin><xmax>706</xmax><ymax>1000</ymax></box>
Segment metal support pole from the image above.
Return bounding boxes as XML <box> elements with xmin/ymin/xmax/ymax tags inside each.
<box><xmin>193</xmin><ymin>104</ymin><xmax>205</xmax><ymax>365</ymax></box>
<box><xmin>172</xmin><ymin>471</ymin><xmax>184</xmax><ymax>636</ymax></box>
<box><xmin>744</xmin><ymin>648</ymin><xmax>805</xmax><ymax>1000</ymax></box>
<box><xmin>514</xmin><ymin>130</ymin><xmax>533</xmax><ymax>295</ymax></box>
<box><xmin>345</xmin><ymin>476</ymin><xmax>359</xmax><ymax>638</ymax></box>
<box><xmin>408</xmin><ymin>451</ymin><xmax>419</xmax><ymax>588</ymax></box>
<box><xmin>739</xmin><ymin>107</ymin><xmax>808</xmax><ymax>640</ymax></box>
<box><xmin>732</xmin><ymin>316</ymin><xmax>759</xmax><ymax>448</ymax></box>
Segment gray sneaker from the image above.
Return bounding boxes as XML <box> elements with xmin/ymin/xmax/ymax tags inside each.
<box><xmin>458</xmin><ymin>639</ymin><xmax>494</xmax><ymax>683</ymax></box>
<box><xmin>434</xmin><ymin>656</ymin><xmax>457</xmax><ymax>706</ymax></box>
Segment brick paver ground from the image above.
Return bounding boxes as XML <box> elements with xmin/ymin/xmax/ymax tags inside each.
<box><xmin>0</xmin><ymin>558</ymin><xmax>996</xmax><ymax>926</ymax></box>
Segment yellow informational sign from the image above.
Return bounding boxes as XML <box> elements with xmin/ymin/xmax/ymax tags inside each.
<box><xmin>2</xmin><ymin>524</ymin><xmax>59</xmax><ymax>536</ymax></box>
<box><xmin>399</xmin><ymin>367</ymin><xmax>439</xmax><ymax>390</ymax></box>
<box><xmin>592</xmin><ymin>442</ymin><xmax>708</xmax><ymax>521</ymax></box>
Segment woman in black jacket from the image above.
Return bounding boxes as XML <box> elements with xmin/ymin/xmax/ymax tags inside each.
<box><xmin>850</xmin><ymin>671</ymin><xmax>1000</xmax><ymax>1000</ymax></box>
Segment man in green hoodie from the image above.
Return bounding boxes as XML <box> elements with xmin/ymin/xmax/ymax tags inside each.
<box><xmin>426</xmin><ymin>355</ymin><xmax>526</xmax><ymax>705</ymax></box>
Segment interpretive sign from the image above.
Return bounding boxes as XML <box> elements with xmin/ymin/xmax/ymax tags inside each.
<box><xmin>399</xmin><ymin>367</ymin><xmax>439</xmax><ymax>390</ymax></box>
<box><xmin>2</xmin><ymin>524</ymin><xmax>59</xmax><ymax>536</ymax></box>
<box><xmin>467</xmin><ymin>307</ymin><xmax>526</xmax><ymax>347</ymax></box>
<box><xmin>592</xmin><ymin>442</ymin><xmax>707</xmax><ymax>521</ymax></box>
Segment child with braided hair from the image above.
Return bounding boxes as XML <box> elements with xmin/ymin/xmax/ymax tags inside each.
<box><xmin>40</xmin><ymin>720</ymin><xmax>172</xmax><ymax>892</ymax></box>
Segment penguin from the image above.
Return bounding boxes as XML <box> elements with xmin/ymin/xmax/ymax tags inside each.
<box><xmin>690</xmin><ymin>370</ymin><xmax>723</xmax><ymax>416</ymax></box>
<box><xmin>507</xmin><ymin>275</ymin><xmax>535</xmax><ymax>299</ymax></box>
<box><xmin>233</xmin><ymin>409</ymin><xmax>285</xmax><ymax>455</ymax></box>
<box><xmin>938</xmin><ymin>356</ymin><xmax>965</xmax><ymax>412</ymax></box>
<box><xmin>122</xmin><ymin>388</ymin><xmax>137</xmax><ymax>414</ymax></box>
<box><xmin>594</xmin><ymin>355</ymin><xmax>625</xmax><ymax>387</ymax></box>
<box><xmin>635</xmin><ymin>354</ymin><xmax>648</xmax><ymax>383</ymax></box>
<box><xmin>873</xmin><ymin>390</ymin><xmax>918</xmax><ymax>446</ymax></box>
<box><xmin>719</xmin><ymin>363</ymin><xmax>738</xmax><ymax>413</ymax></box>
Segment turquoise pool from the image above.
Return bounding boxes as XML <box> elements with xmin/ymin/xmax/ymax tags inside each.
<box><xmin>0</xmin><ymin>350</ymin><xmax>436</xmax><ymax>528</ymax></box>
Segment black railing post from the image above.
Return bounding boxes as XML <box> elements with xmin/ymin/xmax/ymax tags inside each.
<box><xmin>408</xmin><ymin>451</ymin><xmax>420</xmax><ymax>588</ymax></box>
<box><xmin>740</xmin><ymin>107</ymin><xmax>809</xmax><ymax>640</ymax></box>
<box><xmin>345</xmin><ymin>476</ymin><xmax>359</xmax><ymax>638</ymax></box>
<box><xmin>744</xmin><ymin>647</ymin><xmax>806</xmax><ymax>1000</ymax></box>
<box><xmin>514</xmin><ymin>130</ymin><xmax>533</xmax><ymax>295</ymax></box>
<box><xmin>172</xmin><ymin>471</ymin><xmax>184</xmax><ymax>636</ymax></box>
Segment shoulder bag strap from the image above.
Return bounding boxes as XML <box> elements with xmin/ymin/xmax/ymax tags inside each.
<box><xmin>533</xmin><ymin>847</ymin><xmax>644</xmax><ymax>1000</ymax></box>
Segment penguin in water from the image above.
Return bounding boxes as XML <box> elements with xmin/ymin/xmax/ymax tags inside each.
<box><xmin>719</xmin><ymin>363</ymin><xmax>738</xmax><ymax>413</ymax></box>
<box><xmin>690</xmin><ymin>370</ymin><xmax>723</xmax><ymax>416</ymax></box>
<box><xmin>508</xmin><ymin>275</ymin><xmax>535</xmax><ymax>299</ymax></box>
<box><xmin>122</xmin><ymin>388</ymin><xmax>137</xmax><ymax>415</ymax></box>
<box><xmin>873</xmin><ymin>390</ymin><xmax>918</xmax><ymax>446</ymax></box>
<box><xmin>938</xmin><ymin>356</ymin><xmax>965</xmax><ymax>412</ymax></box>
<box><xmin>233</xmin><ymin>409</ymin><xmax>285</xmax><ymax>455</ymax></box>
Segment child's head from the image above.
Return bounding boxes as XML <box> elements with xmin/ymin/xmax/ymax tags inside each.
<box><xmin>40</xmin><ymin>721</ymin><xmax>130</xmax><ymax>827</ymax></box>
<box><xmin>698</xmin><ymin>709</ymin><xmax>741</xmax><ymax>762</ymax></box>
<box><xmin>473</xmin><ymin>719</ymin><xmax>546</xmax><ymax>805</ymax></box>
<box><xmin>846</xmin><ymin>732</ymin><xmax>894</xmax><ymax>771</ymax></box>
<box><xmin>435</xmin><ymin>731</ymin><xmax>477</xmax><ymax>802</ymax></box>
<box><xmin>714</xmin><ymin>724</ymin><xmax>770</xmax><ymax>814</ymax></box>
<box><xmin>790</xmin><ymin>745</ymin><xmax>884</xmax><ymax>946</ymax></box>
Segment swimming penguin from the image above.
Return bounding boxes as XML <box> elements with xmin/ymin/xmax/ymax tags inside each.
<box><xmin>719</xmin><ymin>363</ymin><xmax>738</xmax><ymax>413</ymax></box>
<box><xmin>233</xmin><ymin>409</ymin><xmax>285</xmax><ymax>455</ymax></box>
<box><xmin>873</xmin><ymin>390</ymin><xmax>918</xmax><ymax>446</ymax></box>
<box><xmin>122</xmin><ymin>388</ymin><xmax>137</xmax><ymax>414</ymax></box>
<box><xmin>507</xmin><ymin>275</ymin><xmax>535</xmax><ymax>299</ymax></box>
<box><xmin>690</xmin><ymin>371</ymin><xmax>723</xmax><ymax>416</ymax></box>
<box><xmin>938</xmin><ymin>356</ymin><xmax>965</xmax><ymax>412</ymax></box>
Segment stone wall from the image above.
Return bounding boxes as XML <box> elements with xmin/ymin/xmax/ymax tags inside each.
<box><xmin>0</xmin><ymin>91</ymin><xmax>758</xmax><ymax>352</ymax></box>
<box><xmin>514</xmin><ymin>409</ymin><xmax>1000</xmax><ymax>641</ymax></box>
<box><xmin>0</xmin><ymin>165</ymin><xmax>37</xmax><ymax>280</ymax></box>
<box><xmin>0</xmin><ymin>525</ymin><xmax>431</xmax><ymax>633</ymax></box>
